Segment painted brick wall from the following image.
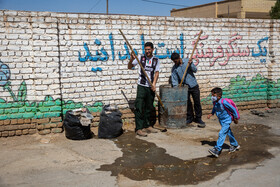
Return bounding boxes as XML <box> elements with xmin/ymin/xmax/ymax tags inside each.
<box><xmin>0</xmin><ymin>10</ymin><xmax>279</xmax><ymax>137</ymax></box>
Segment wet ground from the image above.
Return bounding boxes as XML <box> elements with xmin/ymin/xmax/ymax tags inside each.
<box><xmin>0</xmin><ymin>108</ymin><xmax>280</xmax><ymax>186</ymax></box>
<box><xmin>98</xmin><ymin>124</ymin><xmax>280</xmax><ymax>186</ymax></box>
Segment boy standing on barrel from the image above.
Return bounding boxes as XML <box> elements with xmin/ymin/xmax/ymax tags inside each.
<box><xmin>170</xmin><ymin>52</ymin><xmax>205</xmax><ymax>128</ymax></box>
<box><xmin>128</xmin><ymin>42</ymin><xmax>160</xmax><ymax>137</ymax></box>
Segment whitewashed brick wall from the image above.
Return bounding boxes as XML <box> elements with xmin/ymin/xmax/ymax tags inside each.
<box><xmin>0</xmin><ymin>10</ymin><xmax>279</xmax><ymax>109</ymax></box>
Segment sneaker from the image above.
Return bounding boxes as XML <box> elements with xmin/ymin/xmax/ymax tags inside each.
<box><xmin>136</xmin><ymin>130</ymin><xmax>148</xmax><ymax>137</ymax></box>
<box><xmin>186</xmin><ymin>119</ymin><xmax>193</xmax><ymax>124</ymax></box>
<box><xmin>208</xmin><ymin>147</ymin><xmax>220</xmax><ymax>157</ymax></box>
<box><xmin>229</xmin><ymin>145</ymin><xmax>240</xmax><ymax>152</ymax></box>
<box><xmin>195</xmin><ymin>118</ymin><xmax>206</xmax><ymax>128</ymax></box>
<box><xmin>145</xmin><ymin>127</ymin><xmax>158</xmax><ymax>133</ymax></box>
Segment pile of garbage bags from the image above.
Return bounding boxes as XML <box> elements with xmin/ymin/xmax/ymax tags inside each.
<box><xmin>63</xmin><ymin>105</ymin><xmax>123</xmax><ymax>140</ymax></box>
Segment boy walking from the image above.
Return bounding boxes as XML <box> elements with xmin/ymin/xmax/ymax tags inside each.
<box><xmin>207</xmin><ymin>87</ymin><xmax>240</xmax><ymax>157</ymax></box>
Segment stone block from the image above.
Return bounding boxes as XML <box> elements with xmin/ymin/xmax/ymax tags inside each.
<box><xmin>38</xmin><ymin>129</ymin><xmax>51</xmax><ymax>135</ymax></box>
<box><xmin>2</xmin><ymin>131</ymin><xmax>9</xmax><ymax>137</ymax></box>
<box><xmin>28</xmin><ymin>129</ymin><xmax>37</xmax><ymax>134</ymax></box>
<box><xmin>37</xmin><ymin>118</ymin><xmax>49</xmax><ymax>124</ymax></box>
<box><xmin>15</xmin><ymin>130</ymin><xmax>22</xmax><ymax>136</ymax></box>
<box><xmin>51</xmin><ymin>128</ymin><xmax>63</xmax><ymax>133</ymax></box>
<box><xmin>29</xmin><ymin>123</ymin><xmax>36</xmax><ymax>129</ymax></box>
<box><xmin>44</xmin><ymin>124</ymin><xmax>51</xmax><ymax>129</ymax></box>
<box><xmin>120</xmin><ymin>109</ymin><xmax>131</xmax><ymax>114</ymax></box>
<box><xmin>10</xmin><ymin>119</ymin><xmax>18</xmax><ymax>125</ymax></box>
<box><xmin>122</xmin><ymin>113</ymin><xmax>135</xmax><ymax>118</ymax></box>
<box><xmin>56</xmin><ymin>122</ymin><xmax>63</xmax><ymax>128</ymax></box>
<box><xmin>4</xmin><ymin>10</ymin><xmax>17</xmax><ymax>16</ymax></box>
<box><xmin>9</xmin><ymin>131</ymin><xmax>16</xmax><ymax>136</ymax></box>
<box><xmin>50</xmin><ymin>123</ymin><xmax>57</xmax><ymax>128</ymax></box>
<box><xmin>19</xmin><ymin>124</ymin><xmax>30</xmax><ymax>129</ymax></box>
<box><xmin>22</xmin><ymin>129</ymin><xmax>29</xmax><ymax>135</ymax></box>
<box><xmin>50</xmin><ymin>117</ymin><xmax>62</xmax><ymax>122</ymax></box>
<box><xmin>37</xmin><ymin>124</ymin><xmax>44</xmax><ymax>130</ymax></box>
<box><xmin>17</xmin><ymin>119</ymin><xmax>24</xmax><ymax>124</ymax></box>
<box><xmin>5</xmin><ymin>125</ymin><xmax>17</xmax><ymax>131</ymax></box>
<box><xmin>24</xmin><ymin>119</ymin><xmax>31</xmax><ymax>123</ymax></box>
<box><xmin>91</xmin><ymin>112</ymin><xmax>100</xmax><ymax>117</ymax></box>
<box><xmin>93</xmin><ymin>117</ymin><xmax>100</xmax><ymax>122</ymax></box>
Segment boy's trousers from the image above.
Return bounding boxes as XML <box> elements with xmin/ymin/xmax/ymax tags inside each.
<box><xmin>215</xmin><ymin>122</ymin><xmax>238</xmax><ymax>151</ymax></box>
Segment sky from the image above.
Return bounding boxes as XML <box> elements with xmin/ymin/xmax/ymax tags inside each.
<box><xmin>0</xmin><ymin>0</ymin><xmax>223</xmax><ymax>17</ymax></box>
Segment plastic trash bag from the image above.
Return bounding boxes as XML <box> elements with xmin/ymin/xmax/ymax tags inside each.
<box><xmin>98</xmin><ymin>105</ymin><xmax>123</xmax><ymax>139</ymax></box>
<box><xmin>63</xmin><ymin>108</ymin><xmax>94</xmax><ymax>140</ymax></box>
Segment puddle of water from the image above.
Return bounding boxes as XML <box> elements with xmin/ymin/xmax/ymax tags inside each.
<box><xmin>98</xmin><ymin>124</ymin><xmax>280</xmax><ymax>185</ymax></box>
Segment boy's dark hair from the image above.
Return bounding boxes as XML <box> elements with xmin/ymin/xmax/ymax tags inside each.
<box><xmin>211</xmin><ymin>87</ymin><xmax>223</xmax><ymax>97</ymax></box>
<box><xmin>144</xmin><ymin>42</ymin><xmax>154</xmax><ymax>49</ymax></box>
<box><xmin>171</xmin><ymin>52</ymin><xmax>180</xmax><ymax>61</ymax></box>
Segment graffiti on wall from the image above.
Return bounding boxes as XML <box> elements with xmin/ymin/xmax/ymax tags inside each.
<box><xmin>252</xmin><ymin>37</ymin><xmax>269</xmax><ymax>63</ymax></box>
<box><xmin>1</xmin><ymin>61</ymin><xmax>27</xmax><ymax>102</ymax></box>
<box><xmin>0</xmin><ymin>61</ymin><xmax>10</xmax><ymax>86</ymax></box>
<box><xmin>0</xmin><ymin>61</ymin><xmax>103</xmax><ymax>120</ymax></box>
<box><xmin>78</xmin><ymin>32</ymin><xmax>269</xmax><ymax>71</ymax></box>
<box><xmin>192</xmin><ymin>33</ymin><xmax>269</xmax><ymax>66</ymax></box>
<box><xmin>192</xmin><ymin>33</ymin><xmax>251</xmax><ymax>66</ymax></box>
<box><xmin>1</xmin><ymin>57</ymin><xmax>280</xmax><ymax>120</ymax></box>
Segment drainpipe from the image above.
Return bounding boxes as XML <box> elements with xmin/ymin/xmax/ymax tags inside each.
<box><xmin>215</xmin><ymin>2</ymin><xmax>218</xmax><ymax>18</ymax></box>
<box><xmin>238</xmin><ymin>0</ymin><xmax>246</xmax><ymax>18</ymax></box>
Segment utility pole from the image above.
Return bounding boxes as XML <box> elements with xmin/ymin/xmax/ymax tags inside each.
<box><xmin>106</xmin><ymin>0</ymin><xmax>109</xmax><ymax>15</ymax></box>
<box><xmin>228</xmin><ymin>5</ymin><xmax>229</xmax><ymax>18</ymax></box>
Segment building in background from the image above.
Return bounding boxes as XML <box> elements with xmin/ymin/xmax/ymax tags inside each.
<box><xmin>170</xmin><ymin>0</ymin><xmax>276</xmax><ymax>19</ymax></box>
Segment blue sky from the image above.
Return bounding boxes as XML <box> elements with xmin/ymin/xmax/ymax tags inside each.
<box><xmin>0</xmin><ymin>0</ymin><xmax>223</xmax><ymax>16</ymax></box>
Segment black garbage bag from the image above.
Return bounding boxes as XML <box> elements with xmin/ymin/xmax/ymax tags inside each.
<box><xmin>98</xmin><ymin>105</ymin><xmax>123</xmax><ymax>139</ymax></box>
<box><xmin>63</xmin><ymin>109</ymin><xmax>93</xmax><ymax>140</ymax></box>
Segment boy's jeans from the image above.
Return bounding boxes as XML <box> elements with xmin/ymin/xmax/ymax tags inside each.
<box><xmin>215</xmin><ymin>122</ymin><xmax>238</xmax><ymax>152</ymax></box>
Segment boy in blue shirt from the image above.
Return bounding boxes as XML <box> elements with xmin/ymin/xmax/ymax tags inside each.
<box><xmin>207</xmin><ymin>87</ymin><xmax>240</xmax><ymax>157</ymax></box>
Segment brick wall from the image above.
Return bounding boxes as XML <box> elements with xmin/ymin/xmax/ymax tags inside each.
<box><xmin>243</xmin><ymin>0</ymin><xmax>276</xmax><ymax>12</ymax></box>
<box><xmin>0</xmin><ymin>10</ymin><xmax>280</xmax><ymax>137</ymax></box>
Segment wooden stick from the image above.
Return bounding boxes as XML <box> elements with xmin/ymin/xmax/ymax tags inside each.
<box><xmin>119</xmin><ymin>29</ymin><xmax>165</xmax><ymax>111</ymax></box>
<box><xmin>179</xmin><ymin>30</ymin><xmax>203</xmax><ymax>87</ymax></box>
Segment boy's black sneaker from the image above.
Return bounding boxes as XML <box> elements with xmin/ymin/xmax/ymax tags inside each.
<box><xmin>208</xmin><ymin>147</ymin><xmax>220</xmax><ymax>157</ymax></box>
<box><xmin>195</xmin><ymin>118</ymin><xmax>206</xmax><ymax>128</ymax></box>
<box><xmin>229</xmin><ymin>145</ymin><xmax>240</xmax><ymax>152</ymax></box>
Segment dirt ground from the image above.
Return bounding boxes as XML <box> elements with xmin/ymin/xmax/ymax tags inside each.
<box><xmin>0</xmin><ymin>108</ymin><xmax>280</xmax><ymax>187</ymax></box>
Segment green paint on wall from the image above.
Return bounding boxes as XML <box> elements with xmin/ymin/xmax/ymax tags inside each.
<box><xmin>1</xmin><ymin>73</ymin><xmax>278</xmax><ymax>121</ymax></box>
<box><xmin>23</xmin><ymin>113</ymin><xmax>35</xmax><ymax>119</ymax></box>
<box><xmin>202</xmin><ymin>74</ymin><xmax>280</xmax><ymax>105</ymax></box>
<box><xmin>0</xmin><ymin>94</ymin><xmax>104</xmax><ymax>120</ymax></box>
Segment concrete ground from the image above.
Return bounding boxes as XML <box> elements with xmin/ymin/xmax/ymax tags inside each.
<box><xmin>0</xmin><ymin>108</ymin><xmax>279</xmax><ymax>187</ymax></box>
